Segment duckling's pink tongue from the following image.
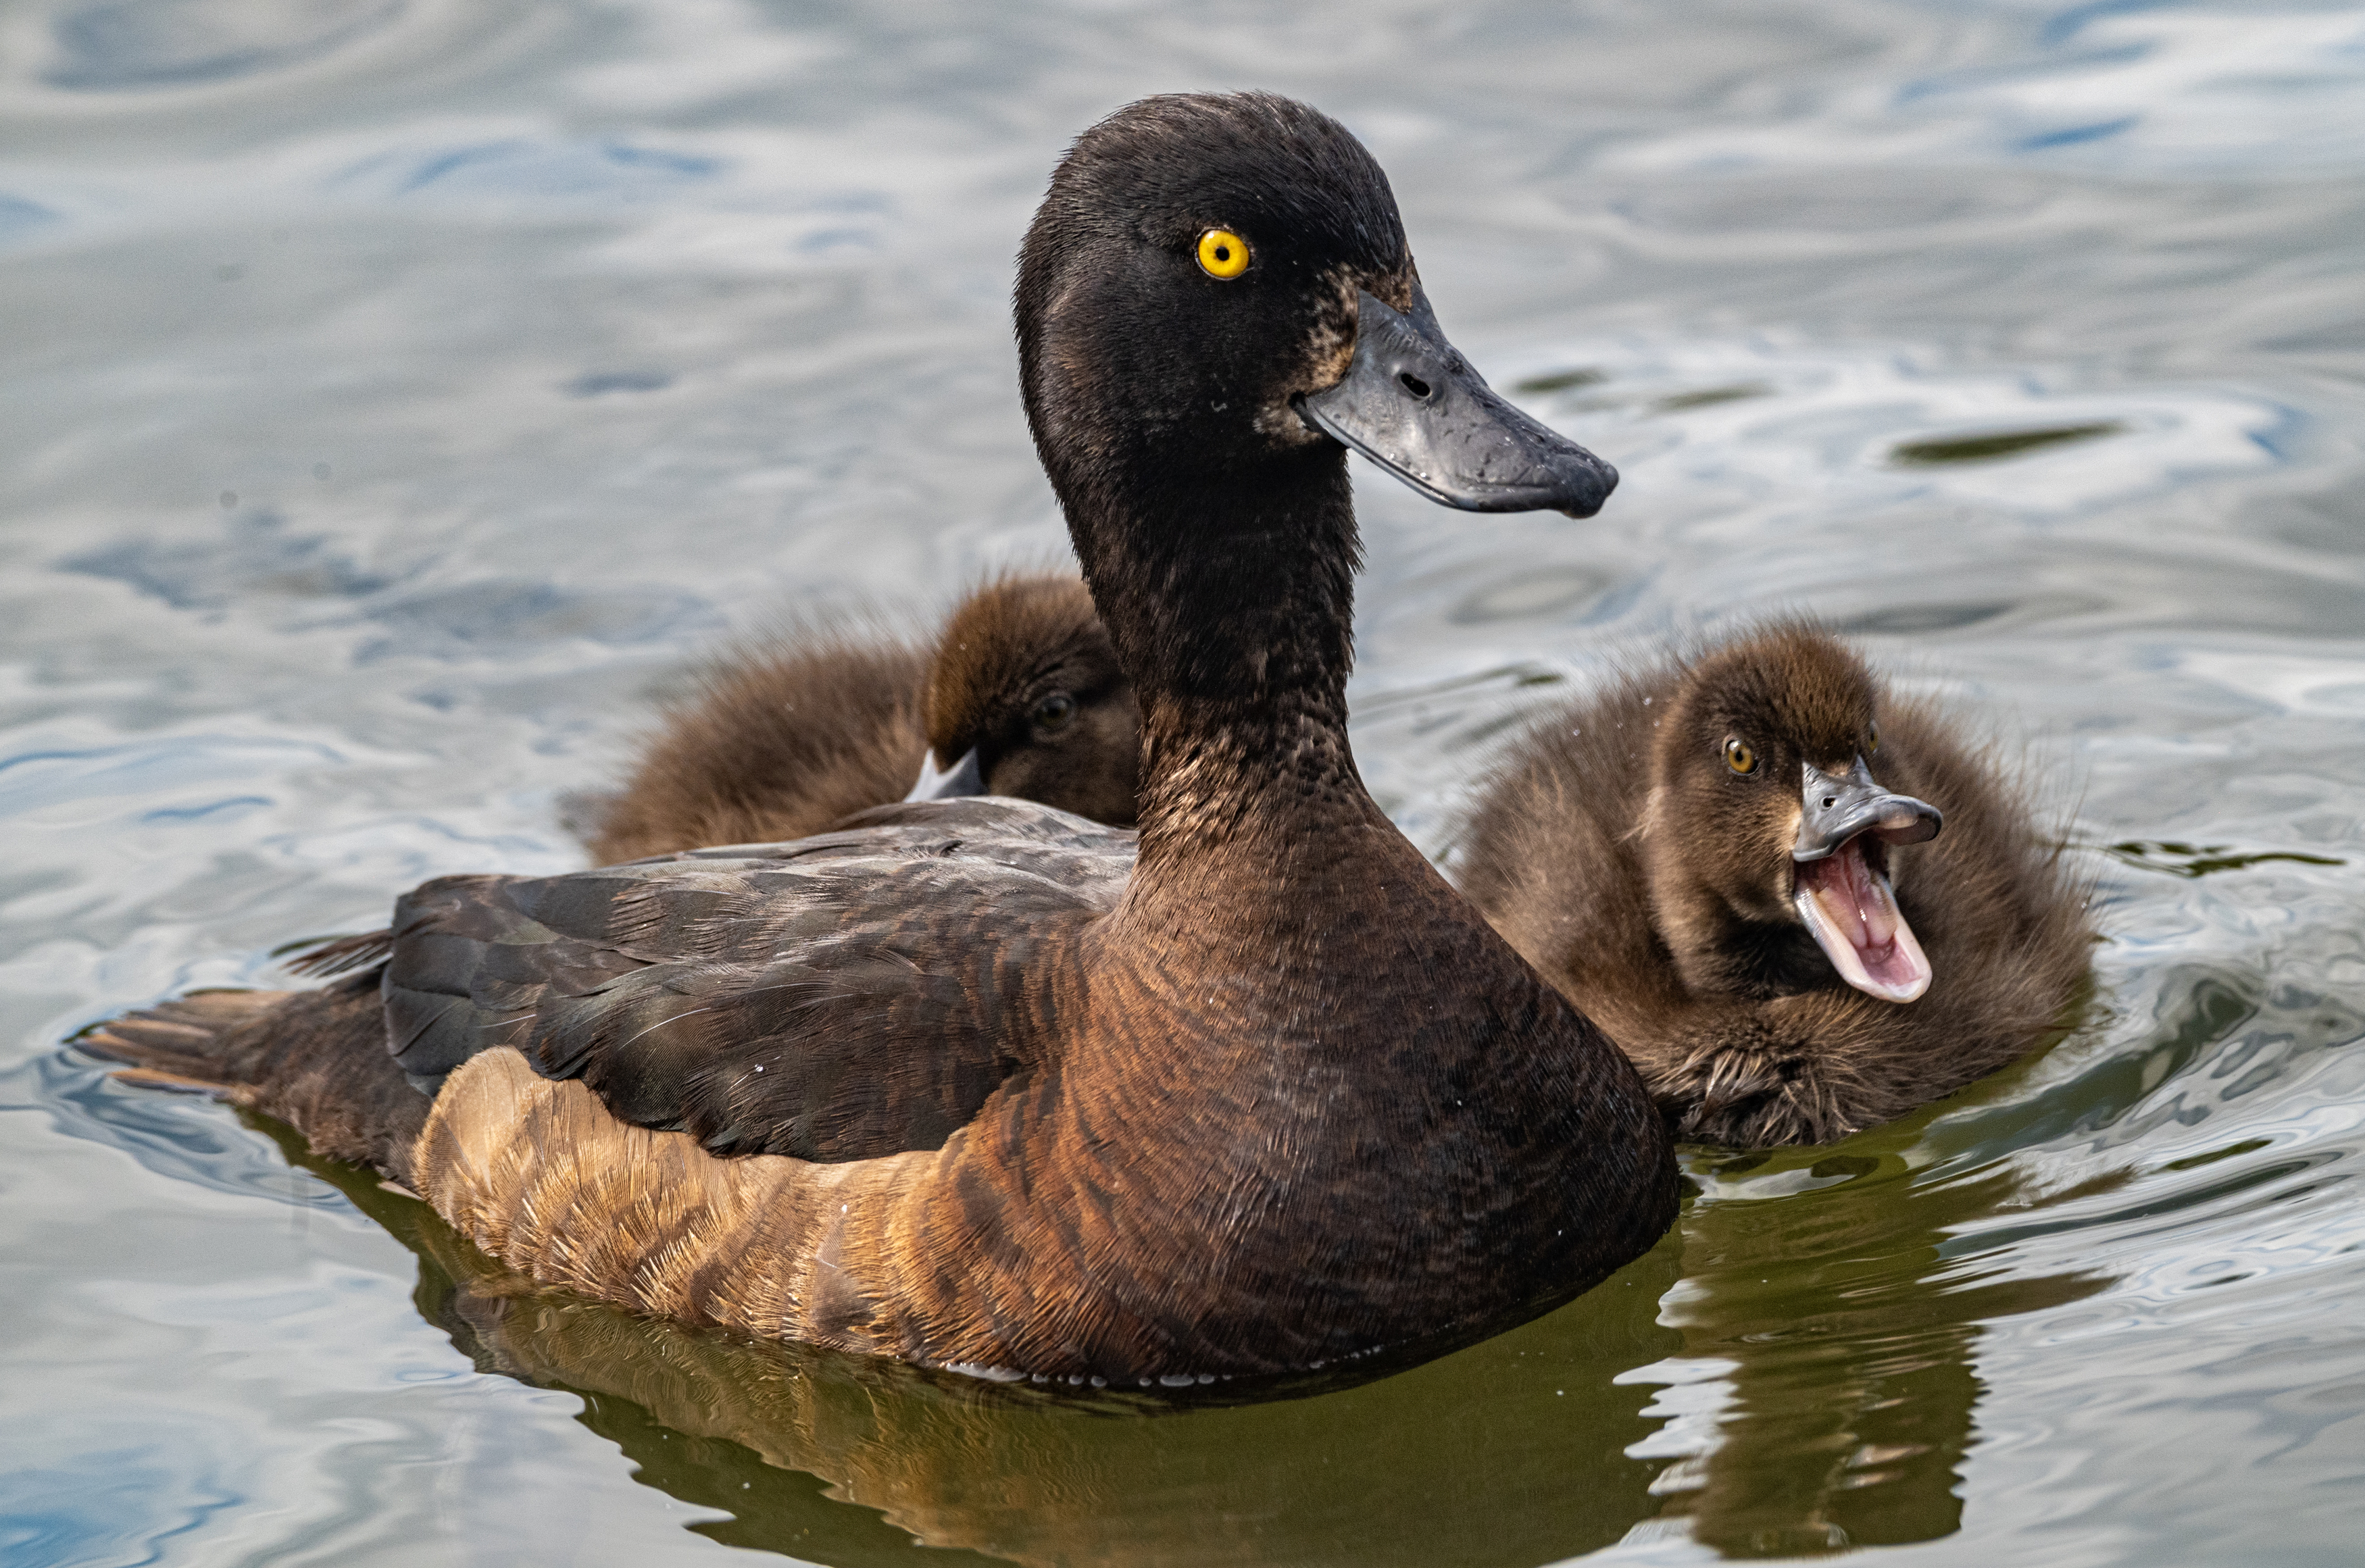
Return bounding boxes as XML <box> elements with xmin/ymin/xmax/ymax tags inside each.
<box><xmin>1793</xmin><ymin>838</ymin><xmax>1933</xmax><ymax>1003</ymax></box>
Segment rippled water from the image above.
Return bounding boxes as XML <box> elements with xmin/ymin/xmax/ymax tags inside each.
<box><xmin>5</xmin><ymin>1</ymin><xmax>2363</xmax><ymax>1563</ymax></box>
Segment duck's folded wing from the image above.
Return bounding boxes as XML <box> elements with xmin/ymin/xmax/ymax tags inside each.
<box><xmin>382</xmin><ymin>800</ymin><xmax>1134</xmax><ymax>1161</ymax></box>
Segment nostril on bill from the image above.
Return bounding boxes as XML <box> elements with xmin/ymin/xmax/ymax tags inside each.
<box><xmin>1398</xmin><ymin>372</ymin><xmax>1433</xmax><ymax>399</ymax></box>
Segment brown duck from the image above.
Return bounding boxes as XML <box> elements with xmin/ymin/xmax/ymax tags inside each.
<box><xmin>87</xmin><ymin>93</ymin><xmax>1676</xmax><ymax>1386</ymax></box>
<box><xmin>582</xmin><ymin>571</ymin><xmax>1138</xmax><ymax>863</ymax></box>
<box><xmin>1455</xmin><ymin>620</ymin><xmax>2090</xmax><ymax>1148</ymax></box>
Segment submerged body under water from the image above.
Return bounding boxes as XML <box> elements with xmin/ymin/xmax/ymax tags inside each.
<box><xmin>4</xmin><ymin>1</ymin><xmax>2363</xmax><ymax>1564</ymax></box>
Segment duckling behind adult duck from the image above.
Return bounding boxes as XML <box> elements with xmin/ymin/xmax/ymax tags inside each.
<box><xmin>583</xmin><ymin>572</ymin><xmax>1137</xmax><ymax>863</ymax></box>
<box><xmin>88</xmin><ymin>93</ymin><xmax>1673</xmax><ymax>1384</ymax></box>
<box><xmin>1456</xmin><ymin>622</ymin><xmax>2089</xmax><ymax>1147</ymax></box>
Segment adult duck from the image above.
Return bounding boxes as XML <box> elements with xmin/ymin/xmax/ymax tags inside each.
<box><xmin>582</xmin><ymin>572</ymin><xmax>1137</xmax><ymax>863</ymax></box>
<box><xmin>1455</xmin><ymin>621</ymin><xmax>2089</xmax><ymax>1147</ymax></box>
<box><xmin>88</xmin><ymin>93</ymin><xmax>1676</xmax><ymax>1384</ymax></box>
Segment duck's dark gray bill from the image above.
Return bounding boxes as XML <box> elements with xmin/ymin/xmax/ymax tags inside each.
<box><xmin>1793</xmin><ymin>757</ymin><xmax>1943</xmax><ymax>863</ymax></box>
<box><xmin>904</xmin><ymin>747</ymin><xmax>985</xmax><ymax>803</ymax></box>
<box><xmin>1295</xmin><ymin>290</ymin><xmax>1618</xmax><ymax>518</ymax></box>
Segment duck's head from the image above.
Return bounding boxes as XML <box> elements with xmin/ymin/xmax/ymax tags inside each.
<box><xmin>903</xmin><ymin>574</ymin><xmax>1139</xmax><ymax>826</ymax></box>
<box><xmin>1016</xmin><ymin>94</ymin><xmax>1616</xmax><ymax>603</ymax></box>
<box><xmin>1641</xmin><ymin>626</ymin><xmax>1943</xmax><ymax>1005</ymax></box>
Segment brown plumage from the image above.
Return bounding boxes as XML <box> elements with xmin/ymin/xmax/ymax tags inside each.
<box><xmin>86</xmin><ymin>93</ymin><xmax>1673</xmax><ymax>1384</ymax></box>
<box><xmin>582</xmin><ymin>572</ymin><xmax>1136</xmax><ymax>863</ymax></box>
<box><xmin>1455</xmin><ymin>621</ymin><xmax>2091</xmax><ymax>1147</ymax></box>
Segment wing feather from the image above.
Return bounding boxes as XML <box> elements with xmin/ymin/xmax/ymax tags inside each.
<box><xmin>379</xmin><ymin>800</ymin><xmax>1132</xmax><ymax>1160</ymax></box>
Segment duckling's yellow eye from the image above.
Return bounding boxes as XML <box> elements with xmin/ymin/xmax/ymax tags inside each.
<box><xmin>1866</xmin><ymin>722</ymin><xmax>1879</xmax><ymax>753</ymax></box>
<box><xmin>1724</xmin><ymin>737</ymin><xmax>1756</xmax><ymax>775</ymax></box>
<box><xmin>1196</xmin><ymin>228</ymin><xmax>1251</xmax><ymax>280</ymax></box>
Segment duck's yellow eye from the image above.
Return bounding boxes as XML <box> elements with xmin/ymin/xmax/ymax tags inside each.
<box><xmin>1196</xmin><ymin>228</ymin><xmax>1251</xmax><ymax>280</ymax></box>
<box><xmin>1724</xmin><ymin>737</ymin><xmax>1756</xmax><ymax>775</ymax></box>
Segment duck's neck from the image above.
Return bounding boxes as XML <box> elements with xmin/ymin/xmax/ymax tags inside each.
<box><xmin>1065</xmin><ymin>448</ymin><xmax>1381</xmax><ymax>872</ymax></box>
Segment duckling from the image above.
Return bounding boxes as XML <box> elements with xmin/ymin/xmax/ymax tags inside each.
<box><xmin>87</xmin><ymin>92</ymin><xmax>1670</xmax><ymax>1384</ymax></box>
<box><xmin>582</xmin><ymin>572</ymin><xmax>1137</xmax><ymax>863</ymax></box>
<box><xmin>912</xmin><ymin>570</ymin><xmax>1138</xmax><ymax>828</ymax></box>
<box><xmin>1455</xmin><ymin>621</ymin><xmax>2089</xmax><ymax>1148</ymax></box>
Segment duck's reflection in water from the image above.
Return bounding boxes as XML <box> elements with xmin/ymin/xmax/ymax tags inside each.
<box><xmin>256</xmin><ymin>1094</ymin><xmax>2115</xmax><ymax>1565</ymax></box>
<box><xmin>258</xmin><ymin>1113</ymin><xmax>1682</xmax><ymax>1567</ymax></box>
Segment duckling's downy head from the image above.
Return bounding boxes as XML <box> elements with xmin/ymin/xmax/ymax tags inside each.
<box><xmin>1644</xmin><ymin>624</ymin><xmax>1943</xmax><ymax>1005</ymax></box>
<box><xmin>907</xmin><ymin>573</ymin><xmax>1139</xmax><ymax>826</ymax></box>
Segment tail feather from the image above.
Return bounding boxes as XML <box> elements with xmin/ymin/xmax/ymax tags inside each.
<box><xmin>106</xmin><ymin>1066</ymin><xmax>242</xmax><ymax>1098</ymax></box>
<box><xmin>78</xmin><ymin>973</ymin><xmax>430</xmax><ymax>1184</ymax></box>
<box><xmin>280</xmin><ymin>930</ymin><xmax>396</xmax><ymax>978</ymax></box>
<box><xmin>80</xmin><ymin>990</ymin><xmax>291</xmax><ymax>1088</ymax></box>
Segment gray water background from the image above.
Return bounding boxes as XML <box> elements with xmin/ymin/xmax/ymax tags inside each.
<box><xmin>3</xmin><ymin>1</ymin><xmax>2363</xmax><ymax>1563</ymax></box>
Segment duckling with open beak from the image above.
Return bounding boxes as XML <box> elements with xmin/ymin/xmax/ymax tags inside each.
<box><xmin>1456</xmin><ymin>619</ymin><xmax>2089</xmax><ymax>1147</ymax></box>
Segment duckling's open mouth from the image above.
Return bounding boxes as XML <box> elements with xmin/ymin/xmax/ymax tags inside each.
<box><xmin>1793</xmin><ymin>836</ymin><xmax>1933</xmax><ymax>1003</ymax></box>
<box><xmin>1791</xmin><ymin>755</ymin><xmax>1941</xmax><ymax>1004</ymax></box>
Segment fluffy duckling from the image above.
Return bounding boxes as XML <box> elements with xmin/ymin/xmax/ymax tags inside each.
<box><xmin>86</xmin><ymin>93</ymin><xmax>1671</xmax><ymax>1384</ymax></box>
<box><xmin>1456</xmin><ymin>622</ymin><xmax>2088</xmax><ymax>1147</ymax></box>
<box><xmin>583</xmin><ymin>572</ymin><xmax>1137</xmax><ymax>863</ymax></box>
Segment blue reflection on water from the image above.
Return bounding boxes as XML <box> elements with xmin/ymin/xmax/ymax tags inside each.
<box><xmin>63</xmin><ymin>513</ymin><xmax>397</xmax><ymax>613</ymax></box>
<box><xmin>378</xmin><ymin>141</ymin><xmax>724</xmax><ymax>201</ymax></box>
<box><xmin>2019</xmin><ymin>114</ymin><xmax>2141</xmax><ymax>149</ymax></box>
<box><xmin>0</xmin><ymin>1448</ymin><xmax>243</xmax><ymax>1568</ymax></box>
<box><xmin>46</xmin><ymin>0</ymin><xmax>405</xmax><ymax>91</ymax></box>
<box><xmin>0</xmin><ymin>740</ymin><xmax>346</xmax><ymax>818</ymax></box>
<box><xmin>0</xmin><ymin>197</ymin><xmax>58</xmax><ymax>245</ymax></box>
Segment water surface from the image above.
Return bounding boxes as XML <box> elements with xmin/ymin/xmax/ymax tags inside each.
<box><xmin>5</xmin><ymin>1</ymin><xmax>2364</xmax><ymax>1563</ymax></box>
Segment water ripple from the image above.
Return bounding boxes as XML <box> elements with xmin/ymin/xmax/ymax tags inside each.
<box><xmin>45</xmin><ymin>0</ymin><xmax>406</xmax><ymax>92</ymax></box>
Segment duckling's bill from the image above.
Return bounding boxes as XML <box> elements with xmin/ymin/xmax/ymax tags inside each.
<box><xmin>1296</xmin><ymin>290</ymin><xmax>1618</xmax><ymax>518</ymax></box>
<box><xmin>1791</xmin><ymin>757</ymin><xmax>1943</xmax><ymax>1004</ymax></box>
<box><xmin>905</xmin><ymin>747</ymin><xmax>985</xmax><ymax>802</ymax></box>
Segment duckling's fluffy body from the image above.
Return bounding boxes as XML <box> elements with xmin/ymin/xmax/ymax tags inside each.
<box><xmin>583</xmin><ymin>629</ymin><xmax>926</xmax><ymax>864</ymax></box>
<box><xmin>1458</xmin><ymin>624</ymin><xmax>2089</xmax><ymax>1147</ymax></box>
<box><xmin>584</xmin><ymin>573</ymin><xmax>1136</xmax><ymax>863</ymax></box>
